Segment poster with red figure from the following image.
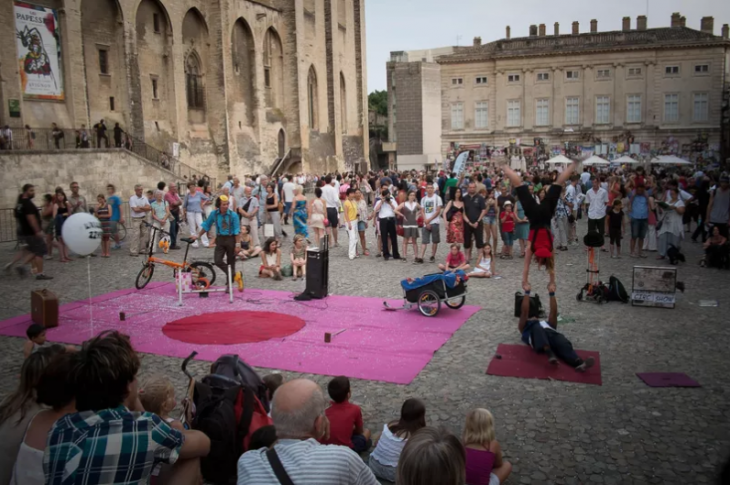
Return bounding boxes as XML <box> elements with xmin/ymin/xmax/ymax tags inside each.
<box><xmin>15</xmin><ymin>2</ymin><xmax>64</xmax><ymax>101</ymax></box>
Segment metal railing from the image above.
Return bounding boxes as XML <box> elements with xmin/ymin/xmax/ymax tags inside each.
<box><xmin>268</xmin><ymin>149</ymin><xmax>292</xmax><ymax>178</ymax></box>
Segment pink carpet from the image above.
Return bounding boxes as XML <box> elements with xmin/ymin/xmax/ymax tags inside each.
<box><xmin>0</xmin><ymin>283</ymin><xmax>479</xmax><ymax>384</ymax></box>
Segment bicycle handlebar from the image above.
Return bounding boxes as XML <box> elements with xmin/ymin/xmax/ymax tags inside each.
<box><xmin>143</xmin><ymin>221</ymin><xmax>171</xmax><ymax>237</ymax></box>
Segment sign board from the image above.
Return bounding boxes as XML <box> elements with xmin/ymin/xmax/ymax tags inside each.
<box><xmin>452</xmin><ymin>151</ymin><xmax>469</xmax><ymax>176</ymax></box>
<box><xmin>631</xmin><ymin>266</ymin><xmax>677</xmax><ymax>309</ymax></box>
<box><xmin>14</xmin><ymin>2</ymin><xmax>64</xmax><ymax>101</ymax></box>
<box><xmin>8</xmin><ymin>99</ymin><xmax>21</xmax><ymax>118</ymax></box>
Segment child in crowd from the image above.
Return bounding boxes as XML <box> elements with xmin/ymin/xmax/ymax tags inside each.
<box><xmin>290</xmin><ymin>235</ymin><xmax>307</xmax><ymax>281</ymax></box>
<box><xmin>237</xmin><ymin>225</ymin><xmax>262</xmax><ymax>260</ymax></box>
<box><xmin>606</xmin><ymin>199</ymin><xmax>626</xmax><ymax>259</ymax></box>
<box><xmin>499</xmin><ymin>201</ymin><xmax>516</xmax><ymax>259</ymax></box>
<box><xmin>23</xmin><ymin>324</ymin><xmax>47</xmax><ymax>359</ymax></box>
<box><xmin>320</xmin><ymin>376</ymin><xmax>372</xmax><ymax>452</ymax></box>
<box><xmin>139</xmin><ymin>374</ymin><xmax>182</xmax><ymax>430</ymax></box>
<box><xmin>369</xmin><ymin>398</ymin><xmax>427</xmax><ymax>482</ymax></box>
<box><xmin>463</xmin><ymin>408</ymin><xmax>513</xmax><ymax>485</ymax></box>
<box><xmin>259</xmin><ymin>238</ymin><xmax>282</xmax><ymax>280</ymax></box>
<box><xmin>262</xmin><ymin>373</ymin><xmax>284</xmax><ymax>403</ymax></box>
<box><xmin>438</xmin><ymin>244</ymin><xmax>470</xmax><ymax>273</ymax></box>
<box><xmin>469</xmin><ymin>244</ymin><xmax>497</xmax><ymax>279</ymax></box>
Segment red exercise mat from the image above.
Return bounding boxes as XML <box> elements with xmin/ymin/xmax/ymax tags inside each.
<box><xmin>162</xmin><ymin>311</ymin><xmax>306</xmax><ymax>345</ymax></box>
<box><xmin>486</xmin><ymin>344</ymin><xmax>602</xmax><ymax>386</ymax></box>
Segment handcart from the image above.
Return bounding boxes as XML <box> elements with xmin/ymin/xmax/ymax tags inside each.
<box><xmin>577</xmin><ymin>232</ymin><xmax>607</xmax><ymax>304</ymax></box>
<box><xmin>384</xmin><ymin>270</ymin><xmax>468</xmax><ymax>317</ymax></box>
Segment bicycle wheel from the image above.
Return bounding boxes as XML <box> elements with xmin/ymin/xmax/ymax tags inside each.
<box><xmin>188</xmin><ymin>262</ymin><xmax>216</xmax><ymax>288</ymax></box>
<box><xmin>118</xmin><ymin>222</ymin><xmax>127</xmax><ymax>242</ymax></box>
<box><xmin>135</xmin><ymin>263</ymin><xmax>155</xmax><ymax>289</ymax></box>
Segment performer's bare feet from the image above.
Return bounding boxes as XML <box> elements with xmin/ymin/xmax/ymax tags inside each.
<box><xmin>575</xmin><ymin>356</ymin><xmax>595</xmax><ymax>372</ymax></box>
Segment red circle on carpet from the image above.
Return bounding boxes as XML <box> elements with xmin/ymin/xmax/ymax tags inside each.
<box><xmin>162</xmin><ymin>311</ymin><xmax>306</xmax><ymax>344</ymax></box>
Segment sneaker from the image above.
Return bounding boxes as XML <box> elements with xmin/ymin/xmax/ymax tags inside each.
<box><xmin>547</xmin><ymin>352</ymin><xmax>558</xmax><ymax>365</ymax></box>
<box><xmin>575</xmin><ymin>356</ymin><xmax>595</xmax><ymax>373</ymax></box>
<box><xmin>35</xmin><ymin>274</ymin><xmax>53</xmax><ymax>281</ymax></box>
<box><xmin>192</xmin><ymin>243</ymin><xmax>200</xmax><ymax>248</ymax></box>
<box><xmin>376</xmin><ymin>253</ymin><xmax>382</xmax><ymax>258</ymax></box>
<box><xmin>429</xmin><ymin>256</ymin><xmax>435</xmax><ymax>263</ymax></box>
<box><xmin>44</xmin><ymin>255</ymin><xmax>53</xmax><ymax>260</ymax></box>
<box><xmin>113</xmin><ymin>244</ymin><xmax>122</xmax><ymax>250</ymax></box>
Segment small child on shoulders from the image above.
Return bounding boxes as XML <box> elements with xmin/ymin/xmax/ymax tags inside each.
<box><xmin>438</xmin><ymin>244</ymin><xmax>470</xmax><ymax>273</ymax></box>
<box><xmin>320</xmin><ymin>376</ymin><xmax>372</xmax><ymax>453</ymax></box>
<box><xmin>23</xmin><ymin>323</ymin><xmax>47</xmax><ymax>359</ymax></box>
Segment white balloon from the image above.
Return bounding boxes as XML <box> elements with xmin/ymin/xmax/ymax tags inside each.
<box><xmin>61</xmin><ymin>213</ymin><xmax>103</xmax><ymax>256</ymax></box>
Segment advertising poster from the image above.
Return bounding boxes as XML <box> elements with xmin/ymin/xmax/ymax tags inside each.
<box><xmin>15</xmin><ymin>2</ymin><xmax>64</xmax><ymax>101</ymax></box>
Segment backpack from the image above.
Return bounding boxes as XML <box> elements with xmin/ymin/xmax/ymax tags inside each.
<box><xmin>514</xmin><ymin>292</ymin><xmax>544</xmax><ymax>318</ymax></box>
<box><xmin>193</xmin><ymin>355</ymin><xmax>272</xmax><ymax>484</ymax></box>
<box><xmin>210</xmin><ymin>355</ymin><xmax>270</xmax><ymax>412</ymax></box>
<box><xmin>607</xmin><ymin>275</ymin><xmax>629</xmax><ymax>303</ymax></box>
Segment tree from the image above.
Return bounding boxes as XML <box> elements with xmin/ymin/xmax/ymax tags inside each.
<box><xmin>368</xmin><ymin>90</ymin><xmax>388</xmax><ymax>117</ymax></box>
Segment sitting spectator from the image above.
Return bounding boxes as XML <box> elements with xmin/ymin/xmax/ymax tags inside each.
<box><xmin>139</xmin><ymin>374</ymin><xmax>182</xmax><ymax>429</ymax></box>
<box><xmin>469</xmin><ymin>244</ymin><xmax>497</xmax><ymax>279</ymax></box>
<box><xmin>262</xmin><ymin>373</ymin><xmax>284</xmax><ymax>404</ymax></box>
<box><xmin>369</xmin><ymin>398</ymin><xmax>427</xmax><ymax>482</ymax></box>
<box><xmin>43</xmin><ymin>331</ymin><xmax>210</xmax><ymax>485</ymax></box>
<box><xmin>290</xmin><ymin>235</ymin><xmax>307</xmax><ymax>281</ymax></box>
<box><xmin>438</xmin><ymin>244</ymin><xmax>470</xmax><ymax>273</ymax></box>
<box><xmin>0</xmin><ymin>345</ymin><xmax>66</xmax><ymax>485</ymax></box>
<box><xmin>248</xmin><ymin>425</ymin><xmax>278</xmax><ymax>451</ymax></box>
<box><xmin>237</xmin><ymin>379</ymin><xmax>378</xmax><ymax>484</ymax></box>
<box><xmin>259</xmin><ymin>237</ymin><xmax>282</xmax><ymax>280</ymax></box>
<box><xmin>23</xmin><ymin>324</ymin><xmax>47</xmax><ymax>359</ymax></box>
<box><xmin>237</xmin><ymin>225</ymin><xmax>262</xmax><ymax>260</ymax></box>
<box><xmin>396</xmin><ymin>427</ymin><xmax>465</xmax><ymax>485</ymax></box>
<box><xmin>701</xmin><ymin>225</ymin><xmax>728</xmax><ymax>269</ymax></box>
<box><xmin>462</xmin><ymin>408</ymin><xmax>513</xmax><ymax>485</ymax></box>
<box><xmin>11</xmin><ymin>352</ymin><xmax>75</xmax><ymax>485</ymax></box>
<box><xmin>320</xmin><ymin>376</ymin><xmax>372</xmax><ymax>452</ymax></box>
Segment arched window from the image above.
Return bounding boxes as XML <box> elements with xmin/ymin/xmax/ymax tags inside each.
<box><xmin>263</xmin><ymin>28</ymin><xmax>283</xmax><ymax>108</ymax></box>
<box><xmin>340</xmin><ymin>72</ymin><xmax>347</xmax><ymax>134</ymax></box>
<box><xmin>186</xmin><ymin>52</ymin><xmax>204</xmax><ymax>110</ymax></box>
<box><xmin>308</xmin><ymin>66</ymin><xmax>318</xmax><ymax>129</ymax></box>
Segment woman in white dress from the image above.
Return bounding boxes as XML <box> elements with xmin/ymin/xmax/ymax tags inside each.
<box><xmin>656</xmin><ymin>186</ymin><xmax>685</xmax><ymax>260</ymax></box>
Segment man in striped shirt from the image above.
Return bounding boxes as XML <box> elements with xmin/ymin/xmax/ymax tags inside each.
<box><xmin>237</xmin><ymin>379</ymin><xmax>378</xmax><ymax>485</ymax></box>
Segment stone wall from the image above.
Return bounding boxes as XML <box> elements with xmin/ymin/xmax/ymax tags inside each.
<box><xmin>0</xmin><ymin>149</ymin><xmax>184</xmax><ymax>208</ymax></box>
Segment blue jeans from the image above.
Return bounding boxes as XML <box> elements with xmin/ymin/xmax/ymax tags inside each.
<box><xmin>502</xmin><ymin>231</ymin><xmax>514</xmax><ymax>246</ymax></box>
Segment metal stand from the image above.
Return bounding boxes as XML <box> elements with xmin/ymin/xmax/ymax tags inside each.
<box><xmin>177</xmin><ymin>265</ymin><xmax>234</xmax><ymax>306</ymax></box>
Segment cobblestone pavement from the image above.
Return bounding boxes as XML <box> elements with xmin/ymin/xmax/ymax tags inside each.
<box><xmin>1</xmin><ymin>221</ymin><xmax>729</xmax><ymax>484</ymax></box>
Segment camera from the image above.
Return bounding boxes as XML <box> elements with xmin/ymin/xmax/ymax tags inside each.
<box><xmin>382</xmin><ymin>190</ymin><xmax>391</xmax><ymax>201</ymax></box>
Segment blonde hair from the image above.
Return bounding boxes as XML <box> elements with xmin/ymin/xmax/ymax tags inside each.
<box><xmin>462</xmin><ymin>408</ymin><xmax>496</xmax><ymax>446</ymax></box>
<box><xmin>139</xmin><ymin>374</ymin><xmax>174</xmax><ymax>415</ymax></box>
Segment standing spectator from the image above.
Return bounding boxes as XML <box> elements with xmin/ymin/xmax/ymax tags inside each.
<box><xmin>40</xmin><ymin>194</ymin><xmax>57</xmax><ymax>260</ymax></box>
<box><xmin>374</xmin><ymin>186</ymin><xmax>401</xmax><ymax>261</ymax></box>
<box><xmin>282</xmin><ymin>176</ymin><xmax>296</xmax><ymax>226</ymax></box>
<box><xmin>68</xmin><ymin>182</ymin><xmax>87</xmax><ymax>215</ymax></box>
<box><xmin>53</xmin><ymin>191</ymin><xmax>72</xmax><ymax>263</ymax></box>
<box><xmin>237</xmin><ymin>379</ymin><xmax>378</xmax><ymax>485</ymax></box>
<box><xmin>444</xmin><ymin>172</ymin><xmax>459</xmax><ymax>202</ymax></box>
<box><xmin>369</xmin><ymin>399</ymin><xmax>427</xmax><ymax>482</ymax></box>
<box><xmin>691</xmin><ymin>180</ymin><xmax>711</xmax><ymax>243</ymax></box>
<box><xmin>514</xmin><ymin>194</ymin><xmax>530</xmax><ymax>258</ymax></box>
<box><xmin>419</xmin><ymin>183</ymin><xmax>443</xmax><ymax>263</ymax></box>
<box><xmin>182</xmin><ymin>182</ymin><xmax>208</xmax><ymax>248</ymax></box>
<box><xmin>231</xmin><ymin>177</ymin><xmax>245</xmax><ymax>202</ymax></box>
<box><xmin>237</xmin><ymin>186</ymin><xmax>260</xmax><ymax>248</ymax></box>
<box><xmin>657</xmin><ymin>186</ymin><xmax>686</xmax><ymax>261</ymax></box>
<box><xmin>606</xmin><ymin>199</ymin><xmax>626</xmax><ymax>258</ymax></box>
<box><xmin>551</xmin><ymin>186</ymin><xmax>570</xmax><ymax>251</ymax></box>
<box><xmin>96</xmin><ymin>194</ymin><xmax>112</xmax><ymax>257</ymax></box>
<box><xmin>79</xmin><ymin>125</ymin><xmax>90</xmax><ymax>148</ymax></box>
<box><xmin>566</xmin><ymin>176</ymin><xmax>580</xmax><ymax>245</ymax></box>
<box><xmin>95</xmin><ymin>119</ymin><xmax>109</xmax><ymax>148</ymax></box>
<box><xmin>444</xmin><ymin>187</ymin><xmax>465</xmax><ymax>245</ymax></box>
<box><xmin>113</xmin><ymin>122</ymin><xmax>123</xmax><ymax>147</ymax></box>
<box><xmin>51</xmin><ymin>123</ymin><xmax>63</xmax><ymax>149</ymax></box>
<box><xmin>202</xmin><ymin>184</ymin><xmax>215</xmax><ymax>245</ymax></box>
<box><xmin>264</xmin><ymin>183</ymin><xmax>284</xmax><ymax>239</ymax></box>
<box><xmin>164</xmin><ymin>182</ymin><xmax>183</xmax><ymax>249</ymax></box>
<box><xmin>25</xmin><ymin>125</ymin><xmax>35</xmax><ymax>149</ymax></box>
<box><xmin>584</xmin><ymin>177</ymin><xmax>609</xmax><ymax>251</ymax></box>
<box><xmin>128</xmin><ymin>184</ymin><xmax>151</xmax><ymax>256</ymax></box>
<box><xmin>395</xmin><ymin>191</ymin><xmax>421</xmax><ymax>263</ymax></box>
<box><xmin>308</xmin><ymin>187</ymin><xmax>327</xmax><ymax>249</ymax></box>
<box><xmin>483</xmin><ymin>189</ymin><xmax>500</xmax><ymax>256</ymax></box>
<box><xmin>322</xmin><ymin>176</ymin><xmax>341</xmax><ymax>247</ymax></box>
<box><xmin>106</xmin><ymin>184</ymin><xmax>124</xmax><ymax>250</ymax></box>
<box><xmin>397</xmin><ymin>427</ymin><xmax>465</xmax><ymax>485</ymax></box>
<box><xmin>150</xmin><ymin>190</ymin><xmax>170</xmax><ymax>254</ymax></box>
<box><xmin>44</xmin><ymin>331</ymin><xmax>211</xmax><ymax>485</ymax></box>
<box><xmin>291</xmin><ymin>185</ymin><xmax>309</xmax><ymax>238</ymax></box>
<box><xmin>463</xmin><ymin>408</ymin><xmax>513</xmax><ymax>485</ymax></box>
<box><xmin>628</xmin><ymin>183</ymin><xmax>652</xmax><ymax>258</ymax></box>
<box><xmin>355</xmin><ymin>188</ymin><xmax>369</xmax><ymax>256</ymax></box>
<box><xmin>1</xmin><ymin>125</ymin><xmax>13</xmax><ymax>150</ymax></box>
<box><xmin>499</xmin><ymin>202</ymin><xmax>517</xmax><ymax>259</ymax></box>
<box><xmin>706</xmin><ymin>176</ymin><xmax>730</xmax><ymax>238</ymax></box>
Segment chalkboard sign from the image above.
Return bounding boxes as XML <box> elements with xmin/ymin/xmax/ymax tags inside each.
<box><xmin>631</xmin><ymin>266</ymin><xmax>677</xmax><ymax>309</ymax></box>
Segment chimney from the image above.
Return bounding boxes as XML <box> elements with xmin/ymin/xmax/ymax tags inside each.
<box><xmin>539</xmin><ymin>24</ymin><xmax>546</xmax><ymax>36</ymax></box>
<box><xmin>572</xmin><ymin>21</ymin><xmax>579</xmax><ymax>35</ymax></box>
<box><xmin>637</xmin><ymin>15</ymin><xmax>647</xmax><ymax>31</ymax></box>
<box><xmin>622</xmin><ymin>16</ymin><xmax>631</xmax><ymax>32</ymax></box>
<box><xmin>722</xmin><ymin>24</ymin><xmax>729</xmax><ymax>39</ymax></box>
<box><xmin>506</xmin><ymin>25</ymin><xmax>511</xmax><ymax>39</ymax></box>
<box><xmin>671</xmin><ymin>12</ymin><xmax>681</xmax><ymax>28</ymax></box>
<box><xmin>529</xmin><ymin>24</ymin><xmax>538</xmax><ymax>36</ymax></box>
<box><xmin>700</xmin><ymin>17</ymin><xmax>714</xmax><ymax>34</ymax></box>
<box><xmin>473</xmin><ymin>36</ymin><xmax>482</xmax><ymax>46</ymax></box>
<box><xmin>554</xmin><ymin>22</ymin><xmax>560</xmax><ymax>36</ymax></box>
<box><xmin>680</xmin><ymin>16</ymin><xmax>686</xmax><ymax>28</ymax></box>
<box><xmin>590</xmin><ymin>19</ymin><xmax>597</xmax><ymax>33</ymax></box>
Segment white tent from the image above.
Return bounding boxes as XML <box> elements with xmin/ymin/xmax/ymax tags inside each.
<box><xmin>651</xmin><ymin>155</ymin><xmax>692</xmax><ymax>166</ymax></box>
<box><xmin>582</xmin><ymin>155</ymin><xmax>610</xmax><ymax>166</ymax></box>
<box><xmin>613</xmin><ymin>155</ymin><xmax>642</xmax><ymax>164</ymax></box>
<box><xmin>546</xmin><ymin>155</ymin><xmax>573</xmax><ymax>165</ymax></box>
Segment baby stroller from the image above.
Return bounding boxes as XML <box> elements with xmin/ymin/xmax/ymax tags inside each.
<box><xmin>577</xmin><ymin>231</ymin><xmax>609</xmax><ymax>304</ymax></box>
<box><xmin>384</xmin><ymin>270</ymin><xmax>468</xmax><ymax>317</ymax></box>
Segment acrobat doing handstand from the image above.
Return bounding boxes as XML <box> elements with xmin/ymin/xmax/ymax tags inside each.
<box><xmin>501</xmin><ymin>161</ymin><xmax>578</xmax><ymax>288</ymax></box>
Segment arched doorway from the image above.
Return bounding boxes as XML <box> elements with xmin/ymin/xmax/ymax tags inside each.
<box><xmin>278</xmin><ymin>129</ymin><xmax>285</xmax><ymax>158</ymax></box>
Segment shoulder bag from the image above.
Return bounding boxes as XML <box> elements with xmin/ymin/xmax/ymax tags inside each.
<box><xmin>266</xmin><ymin>448</ymin><xmax>295</xmax><ymax>485</ymax></box>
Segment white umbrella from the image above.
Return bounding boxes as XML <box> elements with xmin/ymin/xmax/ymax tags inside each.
<box><xmin>613</xmin><ymin>155</ymin><xmax>642</xmax><ymax>164</ymax></box>
<box><xmin>582</xmin><ymin>155</ymin><xmax>610</xmax><ymax>166</ymax></box>
<box><xmin>651</xmin><ymin>155</ymin><xmax>692</xmax><ymax>166</ymax></box>
<box><xmin>546</xmin><ymin>155</ymin><xmax>573</xmax><ymax>165</ymax></box>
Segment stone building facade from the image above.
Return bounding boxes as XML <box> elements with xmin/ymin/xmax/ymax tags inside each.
<box><xmin>0</xmin><ymin>0</ymin><xmax>369</xmax><ymax>178</ymax></box>
<box><xmin>388</xmin><ymin>14</ymin><xmax>730</xmax><ymax>169</ymax></box>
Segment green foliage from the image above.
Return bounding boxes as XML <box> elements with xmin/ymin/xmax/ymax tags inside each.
<box><xmin>368</xmin><ymin>90</ymin><xmax>388</xmax><ymax>117</ymax></box>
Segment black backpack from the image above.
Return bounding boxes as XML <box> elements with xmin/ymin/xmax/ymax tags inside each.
<box><xmin>607</xmin><ymin>275</ymin><xmax>629</xmax><ymax>303</ymax></box>
<box><xmin>210</xmin><ymin>355</ymin><xmax>269</xmax><ymax>412</ymax></box>
<box><xmin>514</xmin><ymin>292</ymin><xmax>544</xmax><ymax>318</ymax></box>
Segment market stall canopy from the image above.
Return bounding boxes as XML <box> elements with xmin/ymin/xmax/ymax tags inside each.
<box><xmin>582</xmin><ymin>155</ymin><xmax>610</xmax><ymax>166</ymax></box>
<box><xmin>650</xmin><ymin>155</ymin><xmax>692</xmax><ymax>166</ymax></box>
<box><xmin>546</xmin><ymin>155</ymin><xmax>574</xmax><ymax>165</ymax></box>
<box><xmin>613</xmin><ymin>155</ymin><xmax>642</xmax><ymax>164</ymax></box>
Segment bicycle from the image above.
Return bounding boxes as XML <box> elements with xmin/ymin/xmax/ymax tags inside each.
<box><xmin>135</xmin><ymin>222</ymin><xmax>216</xmax><ymax>290</ymax></box>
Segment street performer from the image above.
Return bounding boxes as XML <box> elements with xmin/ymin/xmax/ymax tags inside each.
<box><xmin>191</xmin><ymin>195</ymin><xmax>241</xmax><ymax>281</ymax></box>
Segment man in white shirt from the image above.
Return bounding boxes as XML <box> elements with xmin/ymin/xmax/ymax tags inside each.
<box><xmin>282</xmin><ymin>177</ymin><xmax>296</xmax><ymax>226</ymax></box>
<box><xmin>373</xmin><ymin>186</ymin><xmax>401</xmax><ymax>260</ymax></box>
<box><xmin>580</xmin><ymin>169</ymin><xmax>592</xmax><ymax>191</ymax></box>
<box><xmin>321</xmin><ymin>175</ymin><xmax>341</xmax><ymax>246</ymax></box>
<box><xmin>419</xmin><ymin>182</ymin><xmax>443</xmax><ymax>263</ymax></box>
<box><xmin>584</xmin><ymin>177</ymin><xmax>609</xmax><ymax>250</ymax></box>
<box><xmin>565</xmin><ymin>177</ymin><xmax>579</xmax><ymax>245</ymax></box>
<box><xmin>129</xmin><ymin>184</ymin><xmax>151</xmax><ymax>256</ymax></box>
